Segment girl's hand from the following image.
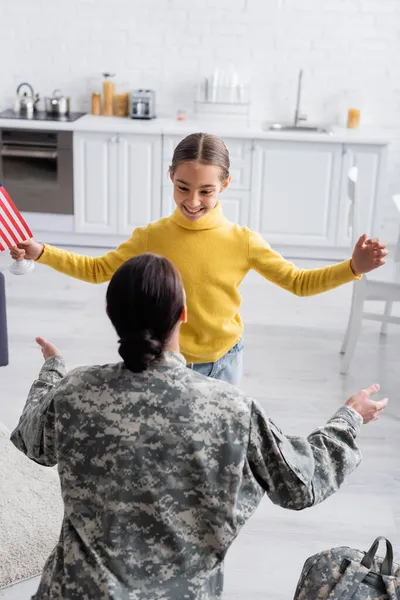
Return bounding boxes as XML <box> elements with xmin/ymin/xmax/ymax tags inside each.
<box><xmin>10</xmin><ymin>239</ymin><xmax>44</xmax><ymax>261</ymax></box>
<box><xmin>350</xmin><ymin>234</ymin><xmax>388</xmax><ymax>276</ymax></box>
<box><xmin>36</xmin><ymin>337</ymin><xmax>60</xmax><ymax>361</ymax></box>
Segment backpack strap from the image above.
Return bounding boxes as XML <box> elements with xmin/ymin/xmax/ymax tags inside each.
<box><xmin>361</xmin><ymin>537</ymin><xmax>394</xmax><ymax>576</ymax></box>
<box><xmin>328</xmin><ymin>562</ymin><xmax>369</xmax><ymax>599</ymax></box>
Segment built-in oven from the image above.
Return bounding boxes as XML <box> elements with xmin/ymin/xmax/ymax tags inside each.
<box><xmin>0</xmin><ymin>128</ymin><xmax>73</xmax><ymax>214</ymax></box>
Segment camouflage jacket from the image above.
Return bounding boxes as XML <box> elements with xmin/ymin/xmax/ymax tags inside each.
<box><xmin>11</xmin><ymin>351</ymin><xmax>363</xmax><ymax>600</ymax></box>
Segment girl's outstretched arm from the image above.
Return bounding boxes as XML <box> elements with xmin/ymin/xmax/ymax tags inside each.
<box><xmin>10</xmin><ymin>227</ymin><xmax>148</xmax><ymax>284</ymax></box>
<box><xmin>247</xmin><ymin>229</ymin><xmax>386</xmax><ymax>297</ymax></box>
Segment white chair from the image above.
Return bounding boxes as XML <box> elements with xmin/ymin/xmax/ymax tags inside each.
<box><xmin>340</xmin><ymin>166</ymin><xmax>400</xmax><ymax>375</ymax></box>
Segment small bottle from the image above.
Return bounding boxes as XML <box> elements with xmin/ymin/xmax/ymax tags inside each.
<box><xmin>347</xmin><ymin>108</ymin><xmax>361</xmax><ymax>129</ymax></box>
<box><xmin>91</xmin><ymin>92</ymin><xmax>101</xmax><ymax>115</ymax></box>
<box><xmin>102</xmin><ymin>73</ymin><xmax>115</xmax><ymax>117</ymax></box>
<box><xmin>177</xmin><ymin>109</ymin><xmax>186</xmax><ymax>121</ymax></box>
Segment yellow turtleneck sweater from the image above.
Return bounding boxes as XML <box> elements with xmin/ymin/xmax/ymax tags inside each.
<box><xmin>38</xmin><ymin>204</ymin><xmax>359</xmax><ymax>363</ymax></box>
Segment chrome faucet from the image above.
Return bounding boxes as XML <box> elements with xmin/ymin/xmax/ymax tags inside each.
<box><xmin>293</xmin><ymin>69</ymin><xmax>307</xmax><ymax>127</ymax></box>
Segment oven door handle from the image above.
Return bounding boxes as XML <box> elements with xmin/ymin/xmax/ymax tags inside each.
<box><xmin>1</xmin><ymin>148</ymin><xmax>58</xmax><ymax>159</ymax></box>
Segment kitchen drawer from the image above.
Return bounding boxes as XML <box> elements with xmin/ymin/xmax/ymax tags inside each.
<box><xmin>219</xmin><ymin>191</ymin><xmax>250</xmax><ymax>226</ymax></box>
<box><xmin>162</xmin><ymin>185</ymin><xmax>250</xmax><ymax>226</ymax></box>
<box><xmin>162</xmin><ymin>135</ymin><xmax>252</xmax><ymax>190</ymax></box>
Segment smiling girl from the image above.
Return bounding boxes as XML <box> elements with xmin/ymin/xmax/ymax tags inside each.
<box><xmin>11</xmin><ymin>133</ymin><xmax>387</xmax><ymax>385</ymax></box>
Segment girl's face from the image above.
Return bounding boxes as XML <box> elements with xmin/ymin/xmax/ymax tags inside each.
<box><xmin>170</xmin><ymin>162</ymin><xmax>230</xmax><ymax>222</ymax></box>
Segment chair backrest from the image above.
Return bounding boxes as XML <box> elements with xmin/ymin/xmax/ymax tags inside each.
<box><xmin>347</xmin><ymin>163</ymin><xmax>359</xmax><ymax>248</ymax></box>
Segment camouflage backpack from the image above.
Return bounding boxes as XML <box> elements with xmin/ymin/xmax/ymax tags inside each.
<box><xmin>294</xmin><ymin>537</ymin><xmax>400</xmax><ymax>599</ymax></box>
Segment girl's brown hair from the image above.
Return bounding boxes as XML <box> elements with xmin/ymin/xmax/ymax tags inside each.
<box><xmin>170</xmin><ymin>133</ymin><xmax>230</xmax><ymax>181</ymax></box>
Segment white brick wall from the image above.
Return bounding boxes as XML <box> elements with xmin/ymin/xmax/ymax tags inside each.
<box><xmin>2</xmin><ymin>0</ymin><xmax>400</xmax><ymax>241</ymax></box>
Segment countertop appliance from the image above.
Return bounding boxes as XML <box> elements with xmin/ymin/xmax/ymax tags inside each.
<box><xmin>44</xmin><ymin>90</ymin><xmax>71</xmax><ymax>117</ymax></box>
<box><xmin>0</xmin><ymin>128</ymin><xmax>73</xmax><ymax>215</ymax></box>
<box><xmin>131</xmin><ymin>90</ymin><xmax>156</xmax><ymax>119</ymax></box>
<box><xmin>0</xmin><ymin>109</ymin><xmax>85</xmax><ymax>123</ymax></box>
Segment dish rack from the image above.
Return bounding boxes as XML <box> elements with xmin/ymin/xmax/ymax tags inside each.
<box><xmin>194</xmin><ymin>82</ymin><xmax>250</xmax><ymax>122</ymax></box>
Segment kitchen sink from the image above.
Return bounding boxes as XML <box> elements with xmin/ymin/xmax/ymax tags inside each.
<box><xmin>265</xmin><ymin>123</ymin><xmax>331</xmax><ymax>134</ymax></box>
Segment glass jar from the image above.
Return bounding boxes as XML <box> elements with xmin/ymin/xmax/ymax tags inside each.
<box><xmin>91</xmin><ymin>92</ymin><xmax>101</xmax><ymax>115</ymax></box>
<box><xmin>102</xmin><ymin>73</ymin><xmax>115</xmax><ymax>117</ymax></box>
<box><xmin>347</xmin><ymin>108</ymin><xmax>361</xmax><ymax>129</ymax></box>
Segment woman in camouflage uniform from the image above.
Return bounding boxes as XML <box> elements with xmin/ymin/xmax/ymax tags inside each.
<box><xmin>11</xmin><ymin>254</ymin><xmax>388</xmax><ymax>600</ymax></box>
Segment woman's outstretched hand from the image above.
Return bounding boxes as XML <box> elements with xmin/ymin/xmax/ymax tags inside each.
<box><xmin>345</xmin><ymin>383</ymin><xmax>388</xmax><ymax>424</ymax></box>
<box><xmin>36</xmin><ymin>337</ymin><xmax>60</xmax><ymax>361</ymax></box>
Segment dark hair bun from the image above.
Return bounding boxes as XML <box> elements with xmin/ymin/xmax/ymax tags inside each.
<box><xmin>106</xmin><ymin>254</ymin><xmax>185</xmax><ymax>374</ymax></box>
<box><xmin>119</xmin><ymin>330</ymin><xmax>163</xmax><ymax>373</ymax></box>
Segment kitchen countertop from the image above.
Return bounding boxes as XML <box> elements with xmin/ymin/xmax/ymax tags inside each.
<box><xmin>0</xmin><ymin>114</ymin><xmax>392</xmax><ymax>145</ymax></box>
<box><xmin>0</xmin><ymin>117</ymin><xmax>79</xmax><ymax>132</ymax></box>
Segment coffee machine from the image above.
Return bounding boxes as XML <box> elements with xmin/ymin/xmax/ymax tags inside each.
<box><xmin>131</xmin><ymin>90</ymin><xmax>156</xmax><ymax>120</ymax></box>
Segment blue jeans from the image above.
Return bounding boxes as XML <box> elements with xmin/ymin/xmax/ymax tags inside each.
<box><xmin>187</xmin><ymin>339</ymin><xmax>244</xmax><ymax>387</ymax></box>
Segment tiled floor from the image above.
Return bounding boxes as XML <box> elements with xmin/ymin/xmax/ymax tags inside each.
<box><xmin>0</xmin><ymin>249</ymin><xmax>399</xmax><ymax>599</ymax></box>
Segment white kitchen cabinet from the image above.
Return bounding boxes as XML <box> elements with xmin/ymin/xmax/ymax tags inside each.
<box><xmin>161</xmin><ymin>185</ymin><xmax>174</xmax><ymax>217</ymax></box>
<box><xmin>224</xmin><ymin>138</ymin><xmax>253</xmax><ymax>191</ymax></box>
<box><xmin>118</xmin><ymin>134</ymin><xmax>162</xmax><ymax>235</ymax></box>
<box><xmin>250</xmin><ymin>141</ymin><xmax>342</xmax><ymax>247</ymax></box>
<box><xmin>219</xmin><ymin>191</ymin><xmax>250</xmax><ymax>225</ymax></box>
<box><xmin>74</xmin><ymin>132</ymin><xmax>119</xmax><ymax>234</ymax></box>
<box><xmin>74</xmin><ymin>132</ymin><xmax>162</xmax><ymax>236</ymax></box>
<box><xmin>162</xmin><ymin>135</ymin><xmax>184</xmax><ymax>185</ymax></box>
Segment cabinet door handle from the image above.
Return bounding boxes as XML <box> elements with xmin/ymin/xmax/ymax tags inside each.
<box><xmin>109</xmin><ymin>135</ymin><xmax>118</xmax><ymax>143</ymax></box>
